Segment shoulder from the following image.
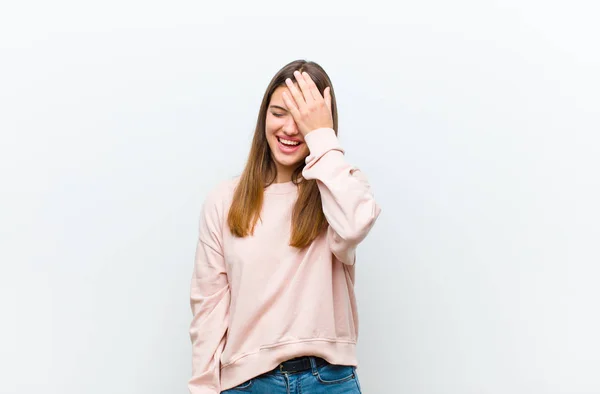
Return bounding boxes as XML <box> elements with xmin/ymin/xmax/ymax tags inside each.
<box><xmin>205</xmin><ymin>175</ymin><xmax>240</xmax><ymax>203</ymax></box>
<box><xmin>200</xmin><ymin>175</ymin><xmax>241</xmax><ymax>218</ymax></box>
<box><xmin>195</xmin><ymin>177</ymin><xmax>238</xmax><ymax>248</ymax></box>
<box><xmin>197</xmin><ymin>176</ymin><xmax>240</xmax><ymax>241</ymax></box>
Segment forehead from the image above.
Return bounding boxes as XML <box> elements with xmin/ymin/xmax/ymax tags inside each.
<box><xmin>269</xmin><ymin>84</ymin><xmax>298</xmax><ymax>106</ymax></box>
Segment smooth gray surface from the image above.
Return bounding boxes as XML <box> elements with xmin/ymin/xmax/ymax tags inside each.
<box><xmin>1</xmin><ymin>1</ymin><xmax>599</xmax><ymax>393</ymax></box>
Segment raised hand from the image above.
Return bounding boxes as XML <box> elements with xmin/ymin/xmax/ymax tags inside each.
<box><xmin>281</xmin><ymin>70</ymin><xmax>333</xmax><ymax>137</ymax></box>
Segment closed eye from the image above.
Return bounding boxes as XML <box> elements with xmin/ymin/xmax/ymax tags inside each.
<box><xmin>272</xmin><ymin>112</ymin><xmax>285</xmax><ymax>117</ymax></box>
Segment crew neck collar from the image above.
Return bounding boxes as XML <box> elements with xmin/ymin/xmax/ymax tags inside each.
<box><xmin>264</xmin><ymin>180</ymin><xmax>299</xmax><ymax>194</ymax></box>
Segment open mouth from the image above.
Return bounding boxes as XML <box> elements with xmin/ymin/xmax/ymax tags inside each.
<box><xmin>277</xmin><ymin>137</ymin><xmax>302</xmax><ymax>153</ymax></box>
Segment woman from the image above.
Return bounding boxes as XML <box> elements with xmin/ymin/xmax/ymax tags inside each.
<box><xmin>189</xmin><ymin>59</ymin><xmax>381</xmax><ymax>394</ymax></box>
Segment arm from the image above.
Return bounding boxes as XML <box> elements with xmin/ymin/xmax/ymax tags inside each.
<box><xmin>302</xmin><ymin>127</ymin><xmax>382</xmax><ymax>265</ymax></box>
<box><xmin>188</xmin><ymin>191</ymin><xmax>230</xmax><ymax>394</ymax></box>
<box><xmin>279</xmin><ymin>70</ymin><xmax>381</xmax><ymax>264</ymax></box>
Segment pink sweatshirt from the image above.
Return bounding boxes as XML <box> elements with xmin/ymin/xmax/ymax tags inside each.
<box><xmin>188</xmin><ymin>127</ymin><xmax>381</xmax><ymax>393</ymax></box>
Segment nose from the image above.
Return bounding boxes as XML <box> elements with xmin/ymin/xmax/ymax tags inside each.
<box><xmin>282</xmin><ymin>116</ymin><xmax>299</xmax><ymax>136</ymax></box>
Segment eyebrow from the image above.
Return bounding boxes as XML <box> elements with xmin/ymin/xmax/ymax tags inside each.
<box><xmin>269</xmin><ymin>105</ymin><xmax>288</xmax><ymax>112</ymax></box>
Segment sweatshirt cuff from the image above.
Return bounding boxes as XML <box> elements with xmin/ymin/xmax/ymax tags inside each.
<box><xmin>304</xmin><ymin>128</ymin><xmax>344</xmax><ymax>163</ymax></box>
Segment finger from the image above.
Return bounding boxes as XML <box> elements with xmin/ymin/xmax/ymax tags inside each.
<box><xmin>292</xmin><ymin>70</ymin><xmax>315</xmax><ymax>105</ymax></box>
<box><xmin>324</xmin><ymin>87</ymin><xmax>332</xmax><ymax>114</ymax></box>
<box><xmin>281</xmin><ymin>90</ymin><xmax>301</xmax><ymax>120</ymax></box>
<box><xmin>285</xmin><ymin>77</ymin><xmax>306</xmax><ymax>110</ymax></box>
<box><xmin>302</xmin><ymin>71</ymin><xmax>324</xmax><ymax>102</ymax></box>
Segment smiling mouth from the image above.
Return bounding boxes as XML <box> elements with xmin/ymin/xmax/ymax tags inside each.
<box><xmin>277</xmin><ymin>137</ymin><xmax>301</xmax><ymax>146</ymax></box>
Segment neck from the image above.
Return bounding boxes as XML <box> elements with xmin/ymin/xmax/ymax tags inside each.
<box><xmin>274</xmin><ymin>166</ymin><xmax>294</xmax><ymax>184</ymax></box>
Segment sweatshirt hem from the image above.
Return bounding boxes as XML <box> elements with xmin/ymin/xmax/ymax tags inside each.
<box><xmin>219</xmin><ymin>339</ymin><xmax>358</xmax><ymax>391</ymax></box>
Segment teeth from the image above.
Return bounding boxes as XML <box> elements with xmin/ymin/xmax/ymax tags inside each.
<box><xmin>279</xmin><ymin>138</ymin><xmax>300</xmax><ymax>146</ymax></box>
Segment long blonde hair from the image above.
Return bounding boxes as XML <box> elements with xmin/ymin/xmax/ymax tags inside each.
<box><xmin>227</xmin><ymin>59</ymin><xmax>339</xmax><ymax>248</ymax></box>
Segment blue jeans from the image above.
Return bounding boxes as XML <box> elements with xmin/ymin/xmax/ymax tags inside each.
<box><xmin>221</xmin><ymin>356</ymin><xmax>362</xmax><ymax>393</ymax></box>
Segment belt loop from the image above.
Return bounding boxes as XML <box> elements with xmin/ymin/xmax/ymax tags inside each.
<box><xmin>309</xmin><ymin>356</ymin><xmax>318</xmax><ymax>375</ymax></box>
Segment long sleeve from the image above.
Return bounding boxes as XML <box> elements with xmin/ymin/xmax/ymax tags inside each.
<box><xmin>302</xmin><ymin>127</ymin><xmax>382</xmax><ymax>265</ymax></box>
<box><xmin>188</xmin><ymin>190</ymin><xmax>231</xmax><ymax>394</ymax></box>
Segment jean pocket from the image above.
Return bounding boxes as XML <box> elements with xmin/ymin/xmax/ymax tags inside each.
<box><xmin>223</xmin><ymin>378</ymin><xmax>253</xmax><ymax>392</ymax></box>
<box><xmin>314</xmin><ymin>363</ymin><xmax>356</xmax><ymax>385</ymax></box>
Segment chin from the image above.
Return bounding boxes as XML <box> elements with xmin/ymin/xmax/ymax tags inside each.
<box><xmin>274</xmin><ymin>155</ymin><xmax>304</xmax><ymax>168</ymax></box>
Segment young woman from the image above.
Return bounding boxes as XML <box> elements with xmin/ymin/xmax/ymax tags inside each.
<box><xmin>188</xmin><ymin>59</ymin><xmax>381</xmax><ymax>394</ymax></box>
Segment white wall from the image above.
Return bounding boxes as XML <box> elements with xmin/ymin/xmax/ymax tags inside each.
<box><xmin>1</xmin><ymin>1</ymin><xmax>599</xmax><ymax>393</ymax></box>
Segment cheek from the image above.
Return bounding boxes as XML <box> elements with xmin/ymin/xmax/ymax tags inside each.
<box><xmin>265</xmin><ymin>114</ymin><xmax>284</xmax><ymax>131</ymax></box>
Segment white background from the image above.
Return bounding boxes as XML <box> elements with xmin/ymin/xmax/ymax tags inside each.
<box><xmin>1</xmin><ymin>0</ymin><xmax>599</xmax><ymax>393</ymax></box>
